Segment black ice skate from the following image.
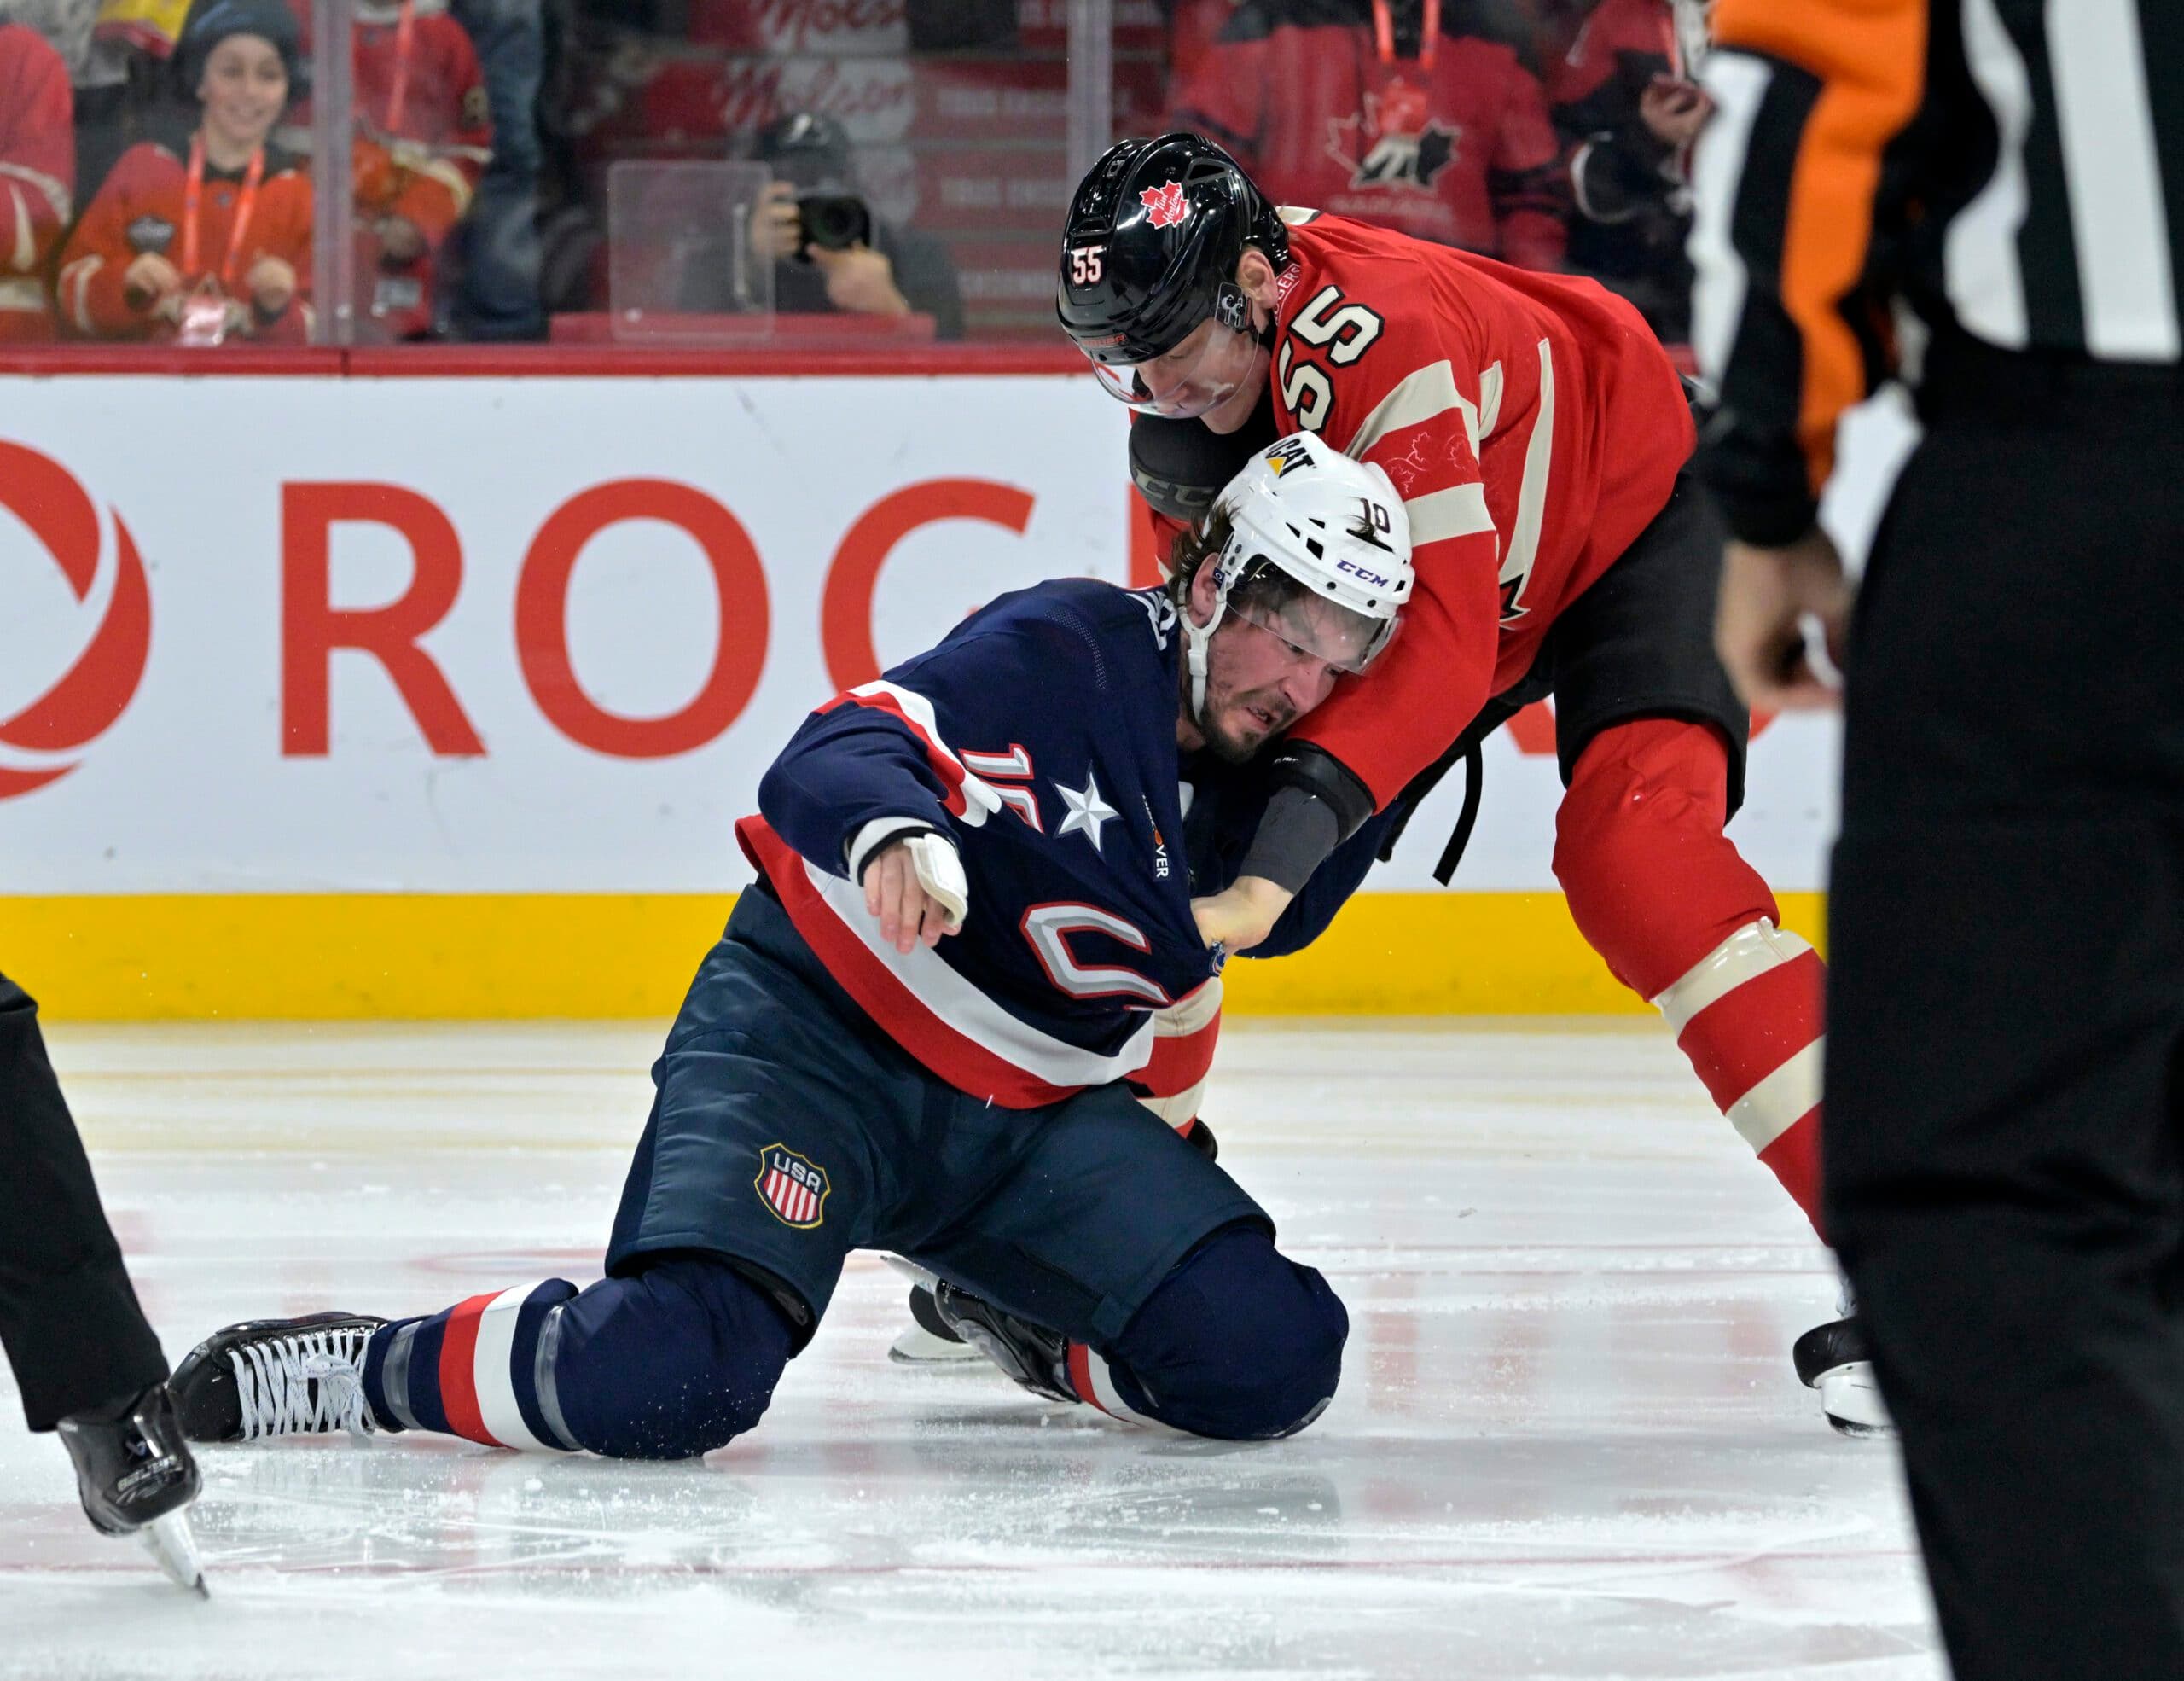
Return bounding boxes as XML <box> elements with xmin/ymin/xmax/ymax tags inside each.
<box><xmin>1792</xmin><ymin>1316</ymin><xmax>1893</xmax><ymax>1438</ymax></box>
<box><xmin>887</xmin><ymin>1283</ymin><xmax>982</xmax><ymax>1366</ymax></box>
<box><xmin>929</xmin><ymin>1280</ymin><xmax>1076</xmax><ymax>1404</ymax></box>
<box><xmin>171</xmin><ymin>1312</ymin><xmax>386</xmax><ymax>1443</ymax></box>
<box><xmin>56</xmin><ymin>1383</ymin><xmax>207</xmax><ymax>1595</ymax></box>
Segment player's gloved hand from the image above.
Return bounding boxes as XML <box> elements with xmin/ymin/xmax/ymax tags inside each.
<box><xmin>863</xmin><ymin>834</ymin><xmax>967</xmax><ymax>955</ymax></box>
<box><xmin>1715</xmin><ymin>527</ymin><xmax>1850</xmax><ymax>712</ymax></box>
<box><xmin>1190</xmin><ymin>875</ymin><xmax>1293</xmax><ymax>953</ymax></box>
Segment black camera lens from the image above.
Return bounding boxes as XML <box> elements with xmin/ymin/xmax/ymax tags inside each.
<box><xmin>797</xmin><ymin>194</ymin><xmax>873</xmax><ymax>254</ymax></box>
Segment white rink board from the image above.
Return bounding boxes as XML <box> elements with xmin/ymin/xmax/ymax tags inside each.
<box><xmin>0</xmin><ymin>375</ymin><xmax>1913</xmax><ymax>896</ymax></box>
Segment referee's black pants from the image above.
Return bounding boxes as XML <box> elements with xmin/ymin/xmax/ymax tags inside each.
<box><xmin>0</xmin><ymin>973</ymin><xmax>167</xmax><ymax>1430</ymax></box>
<box><xmin>1827</xmin><ymin>340</ymin><xmax>2184</xmax><ymax>1681</ymax></box>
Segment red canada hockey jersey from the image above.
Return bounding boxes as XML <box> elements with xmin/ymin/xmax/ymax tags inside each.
<box><xmin>0</xmin><ymin>23</ymin><xmax>73</xmax><ymax>342</ymax></box>
<box><xmin>55</xmin><ymin>140</ymin><xmax>314</xmax><ymax>343</ymax></box>
<box><xmin>1261</xmin><ymin>209</ymin><xmax>1693</xmax><ymax>806</ymax></box>
<box><xmin>1167</xmin><ymin>0</ymin><xmax>1566</xmax><ymax>268</ymax></box>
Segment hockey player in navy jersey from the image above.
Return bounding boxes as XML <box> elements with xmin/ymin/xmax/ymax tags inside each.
<box><xmin>166</xmin><ymin>434</ymin><xmax>1414</xmax><ymax>1458</ymax></box>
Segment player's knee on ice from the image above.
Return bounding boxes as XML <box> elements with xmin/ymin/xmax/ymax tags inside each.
<box><xmin>553</xmin><ymin>1256</ymin><xmax>796</xmax><ymax>1460</ymax></box>
<box><xmin>1112</xmin><ymin>1225</ymin><xmax>1346</xmax><ymax>1440</ymax></box>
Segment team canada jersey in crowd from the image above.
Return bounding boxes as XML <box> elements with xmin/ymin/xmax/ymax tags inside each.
<box><xmin>739</xmin><ymin>578</ymin><xmax>1395</xmax><ymax>1112</ymax></box>
<box><xmin>1168</xmin><ymin>0</ymin><xmax>1565</xmax><ymax>268</ymax></box>
<box><xmin>55</xmin><ymin>140</ymin><xmax>315</xmax><ymax>343</ymax></box>
<box><xmin>0</xmin><ymin>23</ymin><xmax>73</xmax><ymax>342</ymax></box>
<box><xmin>1260</xmin><ymin>209</ymin><xmax>1693</xmax><ymax>806</ymax></box>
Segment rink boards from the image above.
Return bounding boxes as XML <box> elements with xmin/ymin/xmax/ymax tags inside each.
<box><xmin>0</xmin><ymin>364</ymin><xmax>1902</xmax><ymax>1019</ymax></box>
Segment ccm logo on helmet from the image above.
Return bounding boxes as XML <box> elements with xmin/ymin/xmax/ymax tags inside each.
<box><xmin>1336</xmin><ymin>557</ymin><xmax>1393</xmax><ymax>590</ymax></box>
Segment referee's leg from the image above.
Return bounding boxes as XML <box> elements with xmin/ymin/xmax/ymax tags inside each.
<box><xmin>0</xmin><ymin>972</ymin><xmax>168</xmax><ymax>1428</ymax></box>
<box><xmin>1826</xmin><ymin>406</ymin><xmax>2184</xmax><ymax>1681</ymax></box>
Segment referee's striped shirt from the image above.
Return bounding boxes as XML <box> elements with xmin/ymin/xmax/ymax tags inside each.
<box><xmin>1688</xmin><ymin>0</ymin><xmax>2184</xmax><ymax>546</ymax></box>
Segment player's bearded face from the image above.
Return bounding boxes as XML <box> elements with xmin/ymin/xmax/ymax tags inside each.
<box><xmin>1196</xmin><ymin>613</ymin><xmax>1342</xmax><ymax>763</ymax></box>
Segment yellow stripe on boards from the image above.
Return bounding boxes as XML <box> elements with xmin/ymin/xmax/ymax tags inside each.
<box><xmin>0</xmin><ymin>893</ymin><xmax>1826</xmax><ymax>1022</ymax></box>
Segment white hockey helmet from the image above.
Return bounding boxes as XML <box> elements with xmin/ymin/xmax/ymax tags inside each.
<box><xmin>1183</xmin><ymin>432</ymin><xmax>1414</xmax><ymax>717</ymax></box>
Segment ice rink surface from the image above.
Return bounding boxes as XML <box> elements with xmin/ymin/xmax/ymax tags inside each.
<box><xmin>1</xmin><ymin>1019</ymin><xmax>1942</xmax><ymax>1680</ymax></box>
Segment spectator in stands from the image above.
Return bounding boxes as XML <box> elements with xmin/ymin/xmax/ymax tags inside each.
<box><xmin>1166</xmin><ymin>0</ymin><xmax>1567</xmax><ymax>271</ymax></box>
<box><xmin>1547</xmin><ymin>0</ymin><xmax>1707</xmax><ymax>342</ymax></box>
<box><xmin>55</xmin><ymin>0</ymin><xmax>311</xmax><ymax>343</ymax></box>
<box><xmin>682</xmin><ymin>112</ymin><xmax>963</xmax><ymax>340</ymax></box>
<box><xmin>442</xmin><ymin>0</ymin><xmax>542</xmax><ymax>339</ymax></box>
<box><xmin>289</xmin><ymin>0</ymin><xmax>492</xmax><ymax>341</ymax></box>
<box><xmin>0</xmin><ymin>10</ymin><xmax>73</xmax><ymax>341</ymax></box>
<box><xmin>8</xmin><ymin>0</ymin><xmax>177</xmax><ymax>206</ymax></box>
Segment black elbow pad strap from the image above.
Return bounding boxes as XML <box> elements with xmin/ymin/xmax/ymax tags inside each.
<box><xmin>1267</xmin><ymin>743</ymin><xmax>1377</xmax><ymax>844</ymax></box>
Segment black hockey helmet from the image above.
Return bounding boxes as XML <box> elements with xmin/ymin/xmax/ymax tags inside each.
<box><xmin>1056</xmin><ymin>132</ymin><xmax>1291</xmax><ymax>415</ymax></box>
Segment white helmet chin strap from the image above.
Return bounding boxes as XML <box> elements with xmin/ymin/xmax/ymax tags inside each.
<box><xmin>1183</xmin><ymin>571</ymin><xmax>1232</xmax><ymax>726</ymax></box>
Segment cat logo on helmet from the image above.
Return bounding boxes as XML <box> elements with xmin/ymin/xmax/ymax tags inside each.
<box><xmin>1213</xmin><ymin>283</ymin><xmax>1249</xmax><ymax>332</ymax></box>
<box><xmin>1140</xmin><ymin>180</ymin><xmax>1189</xmax><ymax>229</ymax></box>
<box><xmin>1263</xmin><ymin>438</ymin><xmax>1316</xmax><ymax>478</ymax></box>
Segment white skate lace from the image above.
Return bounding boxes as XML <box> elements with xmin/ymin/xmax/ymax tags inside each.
<box><xmin>229</xmin><ymin>1327</ymin><xmax>375</xmax><ymax>1440</ymax></box>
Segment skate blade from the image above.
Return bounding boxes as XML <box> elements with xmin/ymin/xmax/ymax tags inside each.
<box><xmin>889</xmin><ymin>1325</ymin><xmax>983</xmax><ymax>1366</ymax></box>
<box><xmin>1817</xmin><ymin>1364</ymin><xmax>1895</xmax><ymax>1440</ymax></box>
<box><xmin>880</xmin><ymin>1253</ymin><xmax>941</xmax><ymax>1291</ymax></box>
<box><xmin>139</xmin><ymin>1509</ymin><xmax>208</xmax><ymax>1597</ymax></box>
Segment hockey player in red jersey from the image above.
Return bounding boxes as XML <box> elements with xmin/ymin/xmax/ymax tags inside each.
<box><xmin>1057</xmin><ymin>133</ymin><xmax>1873</xmax><ymax>1434</ymax></box>
<box><xmin>0</xmin><ymin>20</ymin><xmax>73</xmax><ymax>342</ymax></box>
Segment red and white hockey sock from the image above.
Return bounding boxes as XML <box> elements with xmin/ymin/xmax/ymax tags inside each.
<box><xmin>1649</xmin><ymin>920</ymin><xmax>1826</xmax><ymax>1236</ymax></box>
<box><xmin>1554</xmin><ymin>719</ymin><xmax>1828</xmax><ymax>1237</ymax></box>
<box><xmin>1061</xmin><ymin>1342</ymin><xmax>1171</xmax><ymax>1429</ymax></box>
<box><xmin>363</xmin><ymin>1280</ymin><xmax>584</xmax><ymax>1451</ymax></box>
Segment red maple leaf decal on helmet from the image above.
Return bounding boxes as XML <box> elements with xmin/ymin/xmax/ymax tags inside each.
<box><xmin>1139</xmin><ymin>180</ymin><xmax>1188</xmax><ymax>230</ymax></box>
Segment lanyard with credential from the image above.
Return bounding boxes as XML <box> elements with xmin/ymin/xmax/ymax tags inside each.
<box><xmin>384</xmin><ymin>0</ymin><xmax>419</xmax><ymax>136</ymax></box>
<box><xmin>1371</xmin><ymin>0</ymin><xmax>1441</xmax><ymax>71</ymax></box>
<box><xmin>181</xmin><ymin>133</ymin><xmax>265</xmax><ymax>288</ymax></box>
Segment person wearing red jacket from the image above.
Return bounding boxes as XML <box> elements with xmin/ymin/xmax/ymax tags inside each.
<box><xmin>284</xmin><ymin>0</ymin><xmax>491</xmax><ymax>340</ymax></box>
<box><xmin>55</xmin><ymin>0</ymin><xmax>312</xmax><ymax>344</ymax></box>
<box><xmin>1545</xmin><ymin>0</ymin><xmax>1710</xmax><ymax>341</ymax></box>
<box><xmin>1165</xmin><ymin>0</ymin><xmax>1566</xmax><ymax>270</ymax></box>
<box><xmin>1058</xmin><ymin>134</ymin><xmax>1866</xmax><ymax>1433</ymax></box>
<box><xmin>0</xmin><ymin>20</ymin><xmax>74</xmax><ymax>341</ymax></box>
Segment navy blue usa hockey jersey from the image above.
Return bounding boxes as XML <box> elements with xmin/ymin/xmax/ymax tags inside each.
<box><xmin>738</xmin><ymin>579</ymin><xmax>1400</xmax><ymax>1110</ymax></box>
<box><xmin>740</xmin><ymin>579</ymin><xmax>1216</xmax><ymax>1108</ymax></box>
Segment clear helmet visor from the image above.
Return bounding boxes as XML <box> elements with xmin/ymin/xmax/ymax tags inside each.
<box><xmin>1083</xmin><ymin>317</ymin><xmax>1264</xmax><ymax>418</ymax></box>
<box><xmin>1223</xmin><ymin>573</ymin><xmax>1398</xmax><ymax>675</ymax></box>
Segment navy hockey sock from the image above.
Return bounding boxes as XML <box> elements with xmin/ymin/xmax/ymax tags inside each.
<box><xmin>363</xmin><ymin>1280</ymin><xmax>580</xmax><ymax>1449</ymax></box>
<box><xmin>363</xmin><ymin>1258</ymin><xmax>794</xmax><ymax>1459</ymax></box>
<box><xmin>1072</xmin><ymin>1226</ymin><xmax>1347</xmax><ymax>1440</ymax></box>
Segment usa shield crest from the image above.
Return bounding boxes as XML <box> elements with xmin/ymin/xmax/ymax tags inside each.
<box><xmin>754</xmin><ymin>1143</ymin><xmax>831</xmax><ymax>1230</ymax></box>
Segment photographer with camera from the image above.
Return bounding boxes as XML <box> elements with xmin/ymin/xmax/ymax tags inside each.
<box><xmin>716</xmin><ymin>112</ymin><xmax>962</xmax><ymax>340</ymax></box>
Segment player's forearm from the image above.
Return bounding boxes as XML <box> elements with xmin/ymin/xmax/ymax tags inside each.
<box><xmin>1245</xmin><ymin>802</ymin><xmax>1395</xmax><ymax>959</ymax></box>
<box><xmin>758</xmin><ymin>720</ymin><xmax>953</xmax><ymax>882</ymax></box>
<box><xmin>1234</xmin><ymin>745</ymin><xmax>1374</xmax><ymax>893</ymax></box>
